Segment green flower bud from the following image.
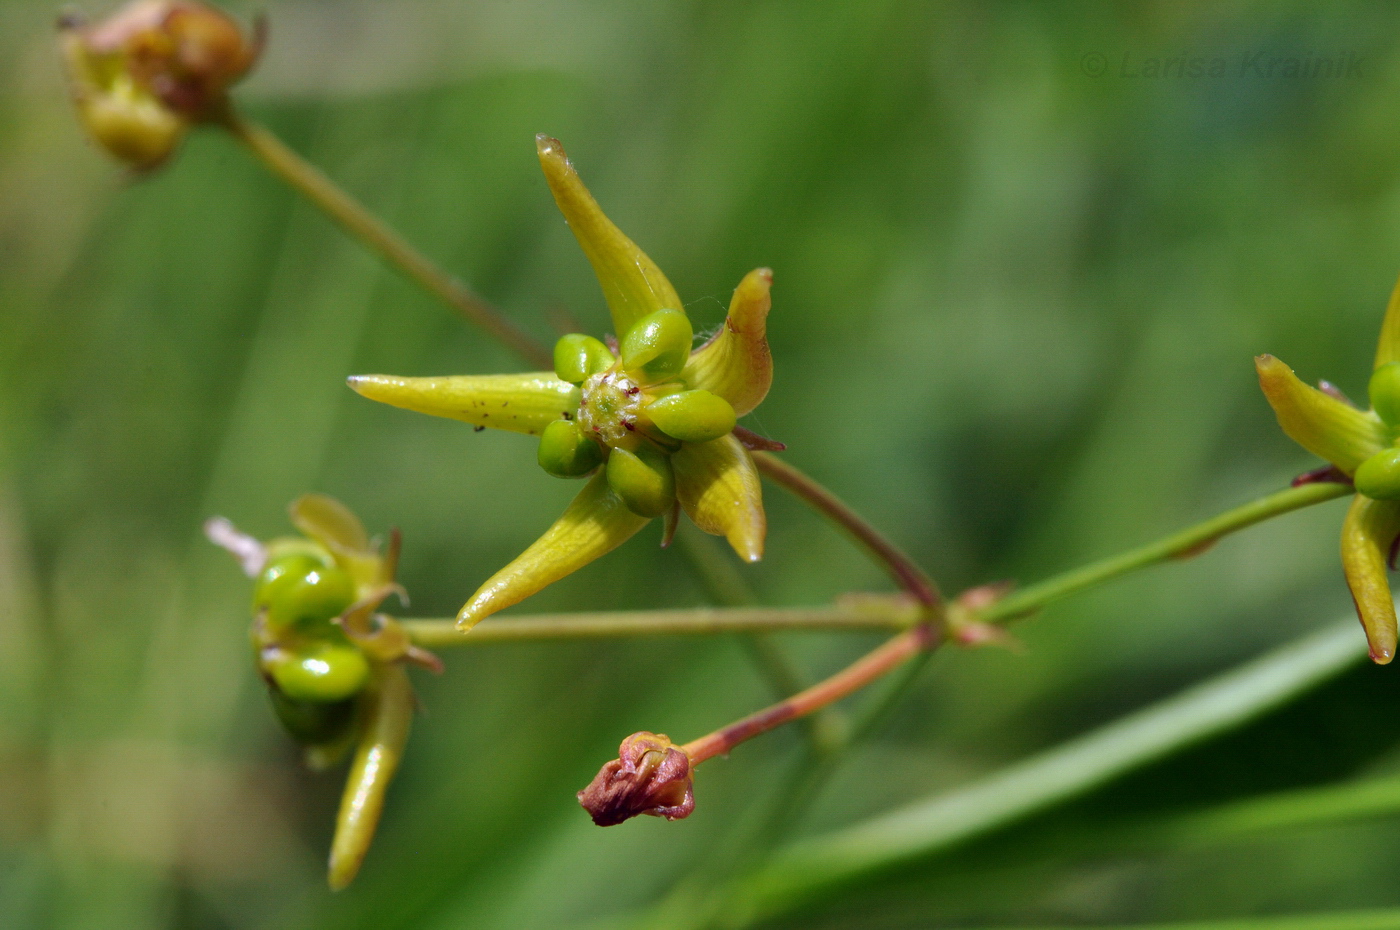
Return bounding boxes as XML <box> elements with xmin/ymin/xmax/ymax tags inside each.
<box><xmin>554</xmin><ymin>334</ymin><xmax>615</xmax><ymax>384</ymax></box>
<box><xmin>606</xmin><ymin>445</ymin><xmax>675</xmax><ymax>517</ymax></box>
<box><xmin>538</xmin><ymin>419</ymin><xmax>604</xmax><ymax>477</ymax></box>
<box><xmin>270</xmin><ymin>642</ymin><xmax>371</xmax><ymax>703</ymax></box>
<box><xmin>1355</xmin><ymin>448</ymin><xmax>1400</xmax><ymax>500</ymax></box>
<box><xmin>1371</xmin><ymin>362</ymin><xmax>1400</xmax><ymax>427</ymax></box>
<box><xmin>620</xmin><ymin>308</ymin><xmax>692</xmax><ymax>385</ymax></box>
<box><xmin>254</xmin><ymin>553</ymin><xmax>356</xmax><ymax>633</ymax></box>
<box><xmin>268</xmin><ymin>686</ymin><xmax>357</xmax><ymax>745</ymax></box>
<box><xmin>646</xmin><ymin>390</ymin><xmax>737</xmax><ymax>443</ymax></box>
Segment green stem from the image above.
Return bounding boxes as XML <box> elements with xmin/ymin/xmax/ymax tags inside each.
<box><xmin>982</xmin><ymin>481</ymin><xmax>1351</xmax><ymax>623</ymax></box>
<box><xmin>399</xmin><ymin>601</ymin><xmax>918</xmax><ymax>648</ymax></box>
<box><xmin>717</xmin><ymin>619</ymin><xmax>1364</xmax><ymax>926</ymax></box>
<box><xmin>217</xmin><ymin>107</ymin><xmax>552</xmax><ymax>369</ymax></box>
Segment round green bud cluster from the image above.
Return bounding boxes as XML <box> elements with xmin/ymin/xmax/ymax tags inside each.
<box><xmin>543</xmin><ymin>311</ymin><xmax>739</xmax><ymax>517</ymax></box>
<box><xmin>252</xmin><ymin>548</ymin><xmax>372</xmax><ymax>741</ymax></box>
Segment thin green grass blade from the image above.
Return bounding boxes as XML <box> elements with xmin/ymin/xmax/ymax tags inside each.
<box><xmin>725</xmin><ymin>620</ymin><xmax>1366</xmax><ymax>924</ymax></box>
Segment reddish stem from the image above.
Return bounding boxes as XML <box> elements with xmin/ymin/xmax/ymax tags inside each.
<box><xmin>681</xmin><ymin>623</ymin><xmax>938</xmax><ymax>764</ymax></box>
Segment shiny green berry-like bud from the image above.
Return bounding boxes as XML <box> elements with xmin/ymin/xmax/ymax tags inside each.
<box><xmin>554</xmin><ymin>334</ymin><xmax>615</xmax><ymax>384</ymax></box>
<box><xmin>621</xmin><ymin>308</ymin><xmax>692</xmax><ymax>385</ymax></box>
<box><xmin>647</xmin><ymin>390</ymin><xmax>737</xmax><ymax>443</ymax></box>
<box><xmin>1371</xmin><ymin>362</ymin><xmax>1400</xmax><ymax>427</ymax></box>
<box><xmin>538</xmin><ymin>419</ymin><xmax>604</xmax><ymax>477</ymax></box>
<box><xmin>606</xmin><ymin>445</ymin><xmax>675</xmax><ymax>517</ymax></box>
<box><xmin>1355</xmin><ymin>448</ymin><xmax>1400</xmax><ymax>500</ymax></box>
<box><xmin>270</xmin><ymin>642</ymin><xmax>371</xmax><ymax>703</ymax></box>
<box><xmin>254</xmin><ymin>553</ymin><xmax>356</xmax><ymax>633</ymax></box>
<box><xmin>268</xmin><ymin>686</ymin><xmax>357</xmax><ymax>745</ymax></box>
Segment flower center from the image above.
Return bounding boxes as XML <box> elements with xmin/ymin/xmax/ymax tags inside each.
<box><xmin>578</xmin><ymin>369</ymin><xmax>645</xmax><ymax>447</ymax></box>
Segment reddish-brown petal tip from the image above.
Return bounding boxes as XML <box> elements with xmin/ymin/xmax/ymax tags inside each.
<box><xmin>577</xmin><ymin>731</ymin><xmax>694</xmax><ymax>827</ymax></box>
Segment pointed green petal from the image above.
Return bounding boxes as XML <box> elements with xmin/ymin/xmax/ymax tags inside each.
<box><xmin>348</xmin><ymin>373</ymin><xmax>579</xmax><ymax>436</ymax></box>
<box><xmin>1255</xmin><ymin>355</ymin><xmax>1388</xmax><ymax>474</ymax></box>
<box><xmin>328</xmin><ymin>663</ymin><xmax>414</xmax><ymax>890</ymax></box>
<box><xmin>1340</xmin><ymin>494</ymin><xmax>1400</xmax><ymax>665</ymax></box>
<box><xmin>457</xmin><ymin>471</ymin><xmax>651</xmax><ymax>628</ymax></box>
<box><xmin>681</xmin><ymin>268</ymin><xmax>773</xmax><ymax>416</ymax></box>
<box><xmin>537</xmin><ymin>134</ymin><xmax>682</xmax><ymax>338</ymax></box>
<box><xmin>290</xmin><ymin>494</ymin><xmax>369</xmax><ymax>553</ymax></box>
<box><xmin>672</xmin><ymin>434</ymin><xmax>765</xmax><ymax>562</ymax></box>
<box><xmin>1375</xmin><ymin>274</ymin><xmax>1400</xmax><ymax>370</ymax></box>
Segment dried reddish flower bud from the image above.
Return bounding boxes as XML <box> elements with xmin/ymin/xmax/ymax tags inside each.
<box><xmin>81</xmin><ymin>0</ymin><xmax>261</xmax><ymax>114</ymax></box>
<box><xmin>59</xmin><ymin>0</ymin><xmax>263</xmax><ymax>166</ymax></box>
<box><xmin>577</xmin><ymin>731</ymin><xmax>694</xmax><ymax>827</ymax></box>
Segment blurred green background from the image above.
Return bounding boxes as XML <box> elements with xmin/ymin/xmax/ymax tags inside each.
<box><xmin>6</xmin><ymin>1</ymin><xmax>1400</xmax><ymax>927</ymax></box>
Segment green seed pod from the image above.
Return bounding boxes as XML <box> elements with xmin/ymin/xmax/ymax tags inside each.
<box><xmin>538</xmin><ymin>419</ymin><xmax>604</xmax><ymax>477</ymax></box>
<box><xmin>620</xmin><ymin>308</ymin><xmax>693</xmax><ymax>385</ymax></box>
<box><xmin>554</xmin><ymin>333</ymin><xmax>615</xmax><ymax>384</ymax></box>
<box><xmin>606</xmin><ymin>445</ymin><xmax>676</xmax><ymax>517</ymax></box>
<box><xmin>268</xmin><ymin>686</ymin><xmax>357</xmax><ymax>745</ymax></box>
<box><xmin>646</xmin><ymin>390</ymin><xmax>737</xmax><ymax>443</ymax></box>
<box><xmin>254</xmin><ymin>553</ymin><xmax>356</xmax><ymax>634</ymax></box>
<box><xmin>1355</xmin><ymin>447</ymin><xmax>1400</xmax><ymax>500</ymax></box>
<box><xmin>1372</xmin><ymin>362</ymin><xmax>1400</xmax><ymax>427</ymax></box>
<box><xmin>271</xmin><ymin>642</ymin><xmax>372</xmax><ymax>703</ymax></box>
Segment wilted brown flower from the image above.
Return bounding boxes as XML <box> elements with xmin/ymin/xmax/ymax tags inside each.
<box><xmin>577</xmin><ymin>731</ymin><xmax>694</xmax><ymax>826</ymax></box>
<box><xmin>58</xmin><ymin>0</ymin><xmax>263</xmax><ymax>168</ymax></box>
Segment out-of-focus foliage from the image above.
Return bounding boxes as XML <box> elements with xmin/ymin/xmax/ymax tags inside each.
<box><xmin>5</xmin><ymin>2</ymin><xmax>1400</xmax><ymax>928</ymax></box>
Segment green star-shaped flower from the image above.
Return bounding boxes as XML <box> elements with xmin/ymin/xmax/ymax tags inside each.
<box><xmin>350</xmin><ymin>136</ymin><xmax>774</xmax><ymax>629</ymax></box>
<box><xmin>1257</xmin><ymin>277</ymin><xmax>1400</xmax><ymax>664</ymax></box>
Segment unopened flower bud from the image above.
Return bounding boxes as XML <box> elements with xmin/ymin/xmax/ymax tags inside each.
<box><xmin>60</xmin><ymin>29</ymin><xmax>186</xmax><ymax>168</ymax></box>
<box><xmin>254</xmin><ymin>552</ymin><xmax>356</xmax><ymax>635</ymax></box>
<box><xmin>58</xmin><ymin>0</ymin><xmax>261</xmax><ymax>167</ymax></box>
<box><xmin>620</xmin><ymin>308</ymin><xmax>692</xmax><ymax>385</ymax></box>
<box><xmin>646</xmin><ymin>389</ymin><xmax>737</xmax><ymax>443</ymax></box>
<box><xmin>268</xmin><ymin>641</ymin><xmax>371</xmax><ymax>703</ymax></box>
<box><xmin>553</xmin><ymin>333</ymin><xmax>615</xmax><ymax>384</ymax></box>
<box><xmin>577</xmin><ymin>731</ymin><xmax>694</xmax><ymax>826</ymax></box>
<box><xmin>606</xmin><ymin>445</ymin><xmax>675</xmax><ymax>517</ymax></box>
<box><xmin>1371</xmin><ymin>361</ymin><xmax>1400</xmax><ymax>427</ymax></box>
<box><xmin>1355</xmin><ymin>448</ymin><xmax>1400</xmax><ymax>501</ymax></box>
<box><xmin>537</xmin><ymin>419</ymin><xmax>604</xmax><ymax>478</ymax></box>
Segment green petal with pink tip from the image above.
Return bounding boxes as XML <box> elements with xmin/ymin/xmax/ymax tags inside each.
<box><xmin>682</xmin><ymin>268</ymin><xmax>773</xmax><ymax>417</ymax></box>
